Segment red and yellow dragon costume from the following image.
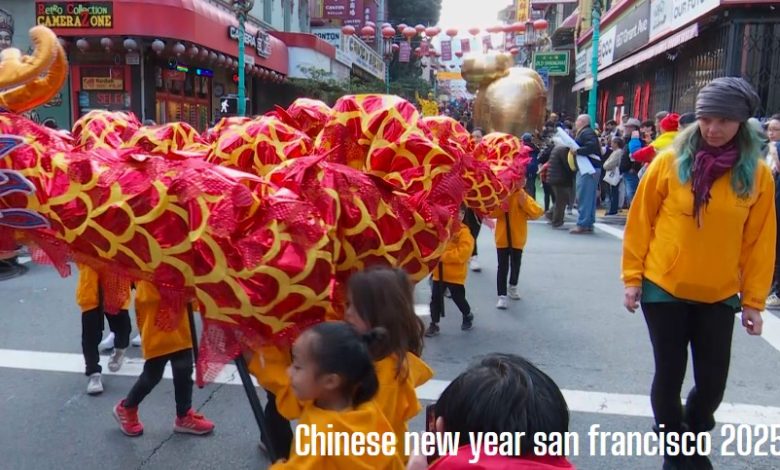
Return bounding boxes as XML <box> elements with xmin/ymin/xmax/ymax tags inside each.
<box><xmin>0</xmin><ymin>26</ymin><xmax>531</xmax><ymax>382</ymax></box>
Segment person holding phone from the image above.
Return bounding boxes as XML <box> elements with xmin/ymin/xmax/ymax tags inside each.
<box><xmin>622</xmin><ymin>78</ymin><xmax>774</xmax><ymax>470</ymax></box>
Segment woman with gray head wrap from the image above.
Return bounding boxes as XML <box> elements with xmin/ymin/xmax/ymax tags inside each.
<box><xmin>622</xmin><ymin>77</ymin><xmax>774</xmax><ymax>470</ymax></box>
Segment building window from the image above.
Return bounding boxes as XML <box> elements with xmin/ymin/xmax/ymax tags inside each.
<box><xmin>263</xmin><ymin>0</ymin><xmax>272</xmax><ymax>22</ymax></box>
<box><xmin>298</xmin><ymin>0</ymin><xmax>309</xmax><ymax>32</ymax></box>
<box><xmin>283</xmin><ymin>0</ymin><xmax>292</xmax><ymax>31</ymax></box>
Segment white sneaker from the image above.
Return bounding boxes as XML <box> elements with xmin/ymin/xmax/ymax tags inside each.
<box><xmin>87</xmin><ymin>373</ymin><xmax>103</xmax><ymax>395</ymax></box>
<box><xmin>508</xmin><ymin>285</ymin><xmax>521</xmax><ymax>300</ymax></box>
<box><xmin>108</xmin><ymin>348</ymin><xmax>126</xmax><ymax>372</ymax></box>
<box><xmin>496</xmin><ymin>296</ymin><xmax>508</xmax><ymax>309</ymax></box>
<box><xmin>469</xmin><ymin>256</ymin><xmax>481</xmax><ymax>272</ymax></box>
<box><xmin>98</xmin><ymin>332</ymin><xmax>115</xmax><ymax>352</ymax></box>
<box><xmin>767</xmin><ymin>294</ymin><xmax>780</xmax><ymax>310</ymax></box>
<box><xmin>131</xmin><ymin>334</ymin><xmax>142</xmax><ymax>347</ymax></box>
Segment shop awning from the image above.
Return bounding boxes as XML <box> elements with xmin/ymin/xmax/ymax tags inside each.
<box><xmin>571</xmin><ymin>23</ymin><xmax>698</xmax><ymax>92</ymax></box>
<box><xmin>38</xmin><ymin>0</ymin><xmax>288</xmax><ymax>74</ymax></box>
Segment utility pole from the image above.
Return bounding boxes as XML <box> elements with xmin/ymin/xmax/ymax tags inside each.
<box><xmin>233</xmin><ymin>0</ymin><xmax>254</xmax><ymax>117</ymax></box>
<box><xmin>587</xmin><ymin>0</ymin><xmax>601</xmax><ymax>125</ymax></box>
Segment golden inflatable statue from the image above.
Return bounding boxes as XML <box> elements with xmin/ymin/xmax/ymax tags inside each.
<box><xmin>461</xmin><ymin>51</ymin><xmax>547</xmax><ymax>137</ymax></box>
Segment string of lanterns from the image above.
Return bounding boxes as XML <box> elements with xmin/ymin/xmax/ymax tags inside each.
<box><xmin>341</xmin><ymin>19</ymin><xmax>549</xmax><ymax>61</ymax></box>
<box><xmin>61</xmin><ymin>36</ymin><xmax>286</xmax><ymax>83</ymax></box>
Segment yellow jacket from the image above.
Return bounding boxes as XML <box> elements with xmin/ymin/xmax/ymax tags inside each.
<box><xmin>431</xmin><ymin>225</ymin><xmax>474</xmax><ymax>285</ymax></box>
<box><xmin>75</xmin><ymin>264</ymin><xmax>130</xmax><ymax>312</ymax></box>
<box><xmin>492</xmin><ymin>190</ymin><xmax>545</xmax><ymax>249</ymax></box>
<box><xmin>622</xmin><ymin>150</ymin><xmax>776</xmax><ymax>310</ymax></box>
<box><xmin>250</xmin><ymin>348</ymin><xmax>405</xmax><ymax>470</ymax></box>
<box><xmin>134</xmin><ymin>280</ymin><xmax>192</xmax><ymax>360</ymax></box>
<box><xmin>373</xmin><ymin>353</ymin><xmax>434</xmax><ymax>462</ymax></box>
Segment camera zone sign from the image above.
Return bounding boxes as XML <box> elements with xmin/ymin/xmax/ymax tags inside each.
<box><xmin>36</xmin><ymin>2</ymin><xmax>114</xmax><ymax>29</ymax></box>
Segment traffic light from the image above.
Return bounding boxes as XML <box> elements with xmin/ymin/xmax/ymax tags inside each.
<box><xmin>218</xmin><ymin>95</ymin><xmax>250</xmax><ymax>116</ymax></box>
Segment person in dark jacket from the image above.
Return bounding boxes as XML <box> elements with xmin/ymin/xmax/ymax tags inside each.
<box><xmin>545</xmin><ymin>145</ymin><xmax>574</xmax><ymax>228</ymax></box>
<box><xmin>522</xmin><ymin>133</ymin><xmax>539</xmax><ymax>199</ymax></box>
<box><xmin>571</xmin><ymin>114</ymin><xmax>602</xmax><ymax>234</ymax></box>
<box><xmin>537</xmin><ymin>142</ymin><xmax>555</xmax><ymax>212</ymax></box>
<box><xmin>619</xmin><ymin>118</ymin><xmax>644</xmax><ymax>206</ymax></box>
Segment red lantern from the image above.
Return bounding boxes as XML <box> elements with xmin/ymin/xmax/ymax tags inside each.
<box><xmin>342</xmin><ymin>25</ymin><xmax>356</xmax><ymax>36</ymax></box>
<box><xmin>446</xmin><ymin>28</ymin><xmax>458</xmax><ymax>38</ymax></box>
<box><xmin>382</xmin><ymin>26</ymin><xmax>395</xmax><ymax>38</ymax></box>
<box><xmin>397</xmin><ymin>23</ymin><xmax>408</xmax><ymax>33</ymax></box>
<box><xmin>510</xmin><ymin>47</ymin><xmax>520</xmax><ymax>55</ymax></box>
<box><xmin>468</xmin><ymin>27</ymin><xmax>480</xmax><ymax>36</ymax></box>
<box><xmin>455</xmin><ymin>50</ymin><xmax>463</xmax><ymax>58</ymax></box>
<box><xmin>425</xmin><ymin>27</ymin><xmax>438</xmax><ymax>37</ymax></box>
<box><xmin>391</xmin><ymin>43</ymin><xmax>400</xmax><ymax>53</ymax></box>
<box><xmin>414</xmin><ymin>46</ymin><xmax>422</xmax><ymax>57</ymax></box>
<box><xmin>415</xmin><ymin>24</ymin><xmax>426</xmax><ymax>33</ymax></box>
<box><xmin>403</xmin><ymin>27</ymin><xmax>417</xmax><ymax>39</ymax></box>
<box><xmin>366</xmin><ymin>21</ymin><xmax>376</xmax><ymax>28</ymax></box>
<box><xmin>382</xmin><ymin>22</ymin><xmax>392</xmax><ymax>29</ymax></box>
<box><xmin>509</xmin><ymin>22</ymin><xmax>526</xmax><ymax>33</ymax></box>
<box><xmin>486</xmin><ymin>25</ymin><xmax>501</xmax><ymax>34</ymax></box>
<box><xmin>361</xmin><ymin>26</ymin><xmax>375</xmax><ymax>37</ymax></box>
<box><xmin>533</xmin><ymin>19</ymin><xmax>549</xmax><ymax>31</ymax></box>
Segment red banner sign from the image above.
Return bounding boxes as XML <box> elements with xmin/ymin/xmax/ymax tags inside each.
<box><xmin>399</xmin><ymin>42</ymin><xmax>411</xmax><ymax>63</ymax></box>
<box><xmin>441</xmin><ymin>40</ymin><xmax>452</xmax><ymax>61</ymax></box>
<box><xmin>460</xmin><ymin>38</ymin><xmax>470</xmax><ymax>53</ymax></box>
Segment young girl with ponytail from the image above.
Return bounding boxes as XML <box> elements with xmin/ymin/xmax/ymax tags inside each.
<box><xmin>252</xmin><ymin>321</ymin><xmax>404</xmax><ymax>469</ymax></box>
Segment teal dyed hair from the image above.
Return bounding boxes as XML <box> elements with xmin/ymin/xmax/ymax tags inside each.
<box><xmin>674</xmin><ymin>121</ymin><xmax>763</xmax><ymax>197</ymax></box>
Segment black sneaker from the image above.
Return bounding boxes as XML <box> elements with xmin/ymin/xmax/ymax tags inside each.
<box><xmin>425</xmin><ymin>323</ymin><xmax>440</xmax><ymax>337</ymax></box>
<box><xmin>461</xmin><ymin>313</ymin><xmax>474</xmax><ymax>331</ymax></box>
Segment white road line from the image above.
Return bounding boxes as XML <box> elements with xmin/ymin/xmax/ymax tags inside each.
<box><xmin>16</xmin><ymin>256</ymin><xmax>31</xmax><ymax>264</ymax></box>
<box><xmin>1</xmin><ymin>349</ymin><xmax>779</xmax><ymax>425</ymax></box>
<box><xmin>593</xmin><ymin>222</ymin><xmax>624</xmax><ymax>240</ymax></box>
<box><xmin>415</xmin><ymin>304</ymin><xmax>430</xmax><ymax>317</ymax></box>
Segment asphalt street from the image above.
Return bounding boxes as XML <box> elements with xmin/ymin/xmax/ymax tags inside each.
<box><xmin>1</xmin><ymin>217</ymin><xmax>779</xmax><ymax>470</ymax></box>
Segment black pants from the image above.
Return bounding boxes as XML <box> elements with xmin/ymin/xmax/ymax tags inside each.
<box><xmin>496</xmin><ymin>248</ymin><xmax>523</xmax><ymax>296</ymax></box>
<box><xmin>430</xmin><ymin>281</ymin><xmax>471</xmax><ymax>323</ymax></box>
<box><xmin>642</xmin><ymin>302</ymin><xmax>735</xmax><ymax>433</ymax></box>
<box><xmin>607</xmin><ymin>183</ymin><xmax>621</xmax><ymax>214</ymax></box>
<box><xmin>464</xmin><ymin>208</ymin><xmax>481</xmax><ymax>256</ymax></box>
<box><xmin>551</xmin><ymin>185</ymin><xmax>572</xmax><ymax>227</ymax></box>
<box><xmin>542</xmin><ymin>182</ymin><xmax>555</xmax><ymax>212</ymax></box>
<box><xmin>525</xmin><ymin>174</ymin><xmax>537</xmax><ymax>200</ymax></box>
<box><xmin>125</xmin><ymin>349</ymin><xmax>193</xmax><ymax>417</ymax></box>
<box><xmin>264</xmin><ymin>390</ymin><xmax>293</xmax><ymax>459</ymax></box>
<box><xmin>82</xmin><ymin>308</ymin><xmax>131</xmax><ymax>376</ymax></box>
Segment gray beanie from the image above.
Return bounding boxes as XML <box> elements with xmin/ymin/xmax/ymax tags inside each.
<box><xmin>695</xmin><ymin>77</ymin><xmax>760</xmax><ymax>122</ymax></box>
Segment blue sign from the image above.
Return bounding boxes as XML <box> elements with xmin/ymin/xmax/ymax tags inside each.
<box><xmin>537</xmin><ymin>68</ymin><xmax>550</xmax><ymax>89</ymax></box>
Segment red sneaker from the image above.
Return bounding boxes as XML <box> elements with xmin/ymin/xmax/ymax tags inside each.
<box><xmin>113</xmin><ymin>400</ymin><xmax>143</xmax><ymax>437</ymax></box>
<box><xmin>174</xmin><ymin>409</ymin><xmax>214</xmax><ymax>435</ymax></box>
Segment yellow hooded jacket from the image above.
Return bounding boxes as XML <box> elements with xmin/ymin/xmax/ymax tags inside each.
<box><xmin>622</xmin><ymin>150</ymin><xmax>776</xmax><ymax>310</ymax></box>
<box><xmin>492</xmin><ymin>189</ymin><xmax>545</xmax><ymax>249</ymax></box>
<box><xmin>431</xmin><ymin>225</ymin><xmax>474</xmax><ymax>285</ymax></box>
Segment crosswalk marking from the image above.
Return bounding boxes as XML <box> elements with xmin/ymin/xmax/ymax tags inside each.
<box><xmin>1</xmin><ymin>347</ymin><xmax>778</xmax><ymax>425</ymax></box>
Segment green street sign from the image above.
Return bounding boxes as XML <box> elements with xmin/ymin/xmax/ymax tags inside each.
<box><xmin>533</xmin><ymin>51</ymin><xmax>570</xmax><ymax>76</ymax></box>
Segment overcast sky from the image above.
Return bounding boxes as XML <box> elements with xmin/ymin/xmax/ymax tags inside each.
<box><xmin>437</xmin><ymin>0</ymin><xmax>513</xmax><ymax>32</ymax></box>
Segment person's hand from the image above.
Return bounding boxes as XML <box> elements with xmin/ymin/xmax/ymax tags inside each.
<box><xmin>624</xmin><ymin>287</ymin><xmax>642</xmax><ymax>313</ymax></box>
<box><xmin>406</xmin><ymin>454</ymin><xmax>429</xmax><ymax>470</ymax></box>
<box><xmin>741</xmin><ymin>307</ymin><xmax>763</xmax><ymax>336</ymax></box>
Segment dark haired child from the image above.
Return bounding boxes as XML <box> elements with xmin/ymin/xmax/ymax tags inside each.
<box><xmin>425</xmin><ymin>207</ymin><xmax>475</xmax><ymax>336</ymax></box>
<box><xmin>251</xmin><ymin>321</ymin><xmax>404</xmax><ymax>469</ymax></box>
<box><xmin>345</xmin><ymin>267</ymin><xmax>434</xmax><ymax>462</ymax></box>
<box><xmin>113</xmin><ymin>281</ymin><xmax>214</xmax><ymax>436</ymax></box>
<box><xmin>492</xmin><ymin>187</ymin><xmax>544</xmax><ymax>309</ymax></box>
<box><xmin>408</xmin><ymin>353</ymin><xmax>575</xmax><ymax>469</ymax></box>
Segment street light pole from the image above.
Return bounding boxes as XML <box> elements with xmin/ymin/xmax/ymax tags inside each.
<box><xmin>232</xmin><ymin>0</ymin><xmax>254</xmax><ymax>117</ymax></box>
<box><xmin>587</xmin><ymin>0</ymin><xmax>602</xmax><ymax>125</ymax></box>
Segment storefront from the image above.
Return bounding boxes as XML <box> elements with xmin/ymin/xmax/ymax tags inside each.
<box><xmin>572</xmin><ymin>0</ymin><xmax>780</xmax><ymax>121</ymax></box>
<box><xmin>35</xmin><ymin>0</ymin><xmax>289</xmax><ymax>129</ymax></box>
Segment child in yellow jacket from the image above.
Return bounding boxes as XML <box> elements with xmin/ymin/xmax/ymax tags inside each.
<box><xmin>76</xmin><ymin>264</ymin><xmax>132</xmax><ymax>395</ymax></box>
<box><xmin>492</xmin><ymin>189</ymin><xmax>544</xmax><ymax>309</ymax></box>
<box><xmin>425</xmin><ymin>206</ymin><xmax>475</xmax><ymax>336</ymax></box>
<box><xmin>251</xmin><ymin>321</ymin><xmax>405</xmax><ymax>470</ymax></box>
<box><xmin>112</xmin><ymin>281</ymin><xmax>214</xmax><ymax>437</ymax></box>
<box><xmin>344</xmin><ymin>267</ymin><xmax>434</xmax><ymax>462</ymax></box>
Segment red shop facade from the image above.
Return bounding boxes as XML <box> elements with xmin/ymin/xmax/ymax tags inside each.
<box><xmin>36</xmin><ymin>0</ymin><xmax>289</xmax><ymax>130</ymax></box>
